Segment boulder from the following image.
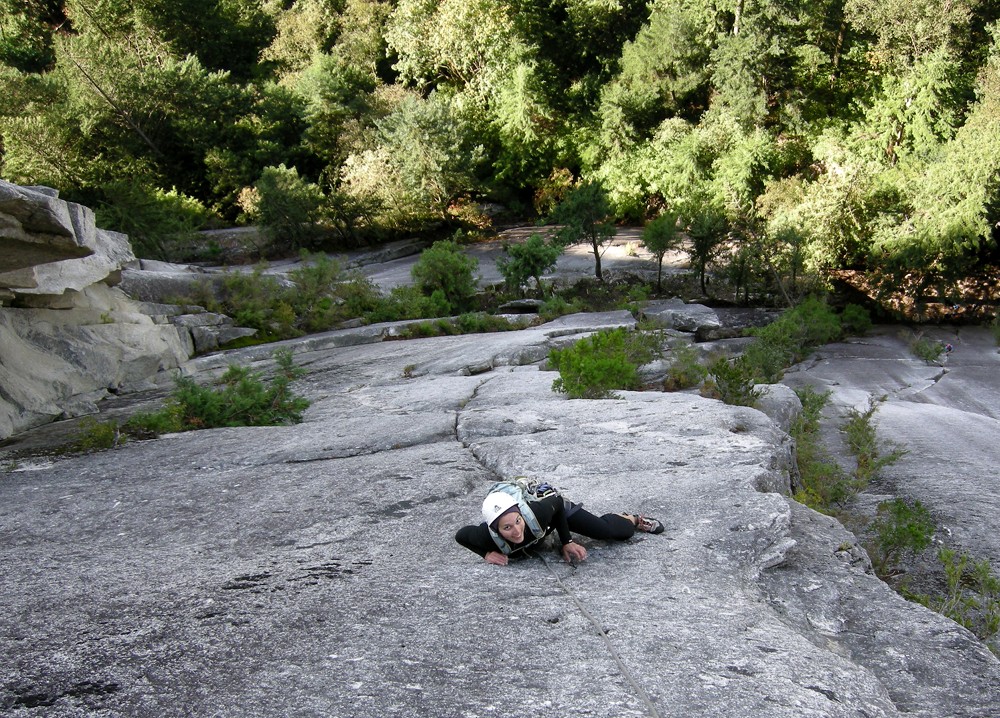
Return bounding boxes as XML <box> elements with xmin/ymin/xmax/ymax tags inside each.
<box><xmin>641</xmin><ymin>297</ymin><xmax>723</xmax><ymax>334</ymax></box>
<box><xmin>0</xmin><ymin>182</ymin><xmax>93</xmax><ymax>274</ymax></box>
<box><xmin>0</xmin><ymin>182</ymin><xmax>136</xmax><ymax>295</ymax></box>
<box><xmin>118</xmin><ymin>263</ymin><xmax>223</xmax><ymax>304</ymax></box>
<box><xmin>0</xmin><ymin>284</ymin><xmax>192</xmax><ymax>438</ymax></box>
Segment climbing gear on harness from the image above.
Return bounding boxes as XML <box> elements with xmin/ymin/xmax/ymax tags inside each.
<box><xmin>636</xmin><ymin>515</ymin><xmax>665</xmax><ymax>534</ymax></box>
<box><xmin>511</xmin><ymin>476</ymin><xmax>560</xmax><ymax>500</ymax></box>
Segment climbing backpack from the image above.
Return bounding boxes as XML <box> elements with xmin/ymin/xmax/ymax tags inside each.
<box><xmin>509</xmin><ymin>477</ymin><xmax>560</xmax><ymax>501</ymax></box>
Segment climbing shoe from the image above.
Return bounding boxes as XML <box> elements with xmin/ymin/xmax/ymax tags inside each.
<box><xmin>636</xmin><ymin>515</ymin><xmax>665</xmax><ymax>534</ymax></box>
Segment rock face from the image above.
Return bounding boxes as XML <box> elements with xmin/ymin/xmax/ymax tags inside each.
<box><xmin>779</xmin><ymin>325</ymin><xmax>1000</xmax><ymax>636</ymax></box>
<box><xmin>0</xmin><ymin>183</ymin><xmax>97</xmax><ymax>278</ymax></box>
<box><xmin>640</xmin><ymin>297</ymin><xmax>723</xmax><ymax>333</ymax></box>
<box><xmin>1</xmin><ymin>318</ymin><xmax>998</xmax><ymax>717</ymax></box>
<box><xmin>0</xmin><ymin>182</ymin><xmax>253</xmax><ymax>440</ymax></box>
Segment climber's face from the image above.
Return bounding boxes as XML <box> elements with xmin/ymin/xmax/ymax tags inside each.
<box><xmin>496</xmin><ymin>510</ymin><xmax>525</xmax><ymax>544</ymax></box>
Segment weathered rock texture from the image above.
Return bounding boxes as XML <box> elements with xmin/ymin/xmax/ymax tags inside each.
<box><xmin>0</xmin><ymin>182</ymin><xmax>255</xmax><ymax>440</ymax></box>
<box><xmin>780</xmin><ymin>325</ymin><xmax>1000</xmax><ymax>650</ymax></box>
<box><xmin>2</xmin><ymin>317</ymin><xmax>998</xmax><ymax>717</ymax></box>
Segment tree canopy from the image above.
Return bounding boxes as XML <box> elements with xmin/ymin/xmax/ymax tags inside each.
<box><xmin>1</xmin><ymin>0</ymin><xmax>997</xmax><ymax>304</ymax></box>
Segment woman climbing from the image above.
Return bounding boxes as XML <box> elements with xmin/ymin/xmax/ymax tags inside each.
<box><xmin>455</xmin><ymin>483</ymin><xmax>664</xmax><ymax>566</ymax></box>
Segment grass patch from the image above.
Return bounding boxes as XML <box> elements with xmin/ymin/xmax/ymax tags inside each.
<box><xmin>908</xmin><ymin>549</ymin><xmax>1000</xmax><ymax>645</ymax></box>
<box><xmin>790</xmin><ymin>389</ymin><xmax>904</xmax><ymax>514</ymax></box>
<box><xmin>395</xmin><ymin>312</ymin><xmax>528</xmax><ymax>339</ymax></box>
<box><xmin>790</xmin><ymin>386</ymin><xmax>858</xmax><ymax>510</ymax></box>
<box><xmin>702</xmin><ymin>355</ymin><xmax>762</xmax><ymax>407</ymax></box>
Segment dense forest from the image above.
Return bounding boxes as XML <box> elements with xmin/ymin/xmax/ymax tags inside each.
<box><xmin>2</xmin><ymin>0</ymin><xmax>999</xmax><ymax>313</ymax></box>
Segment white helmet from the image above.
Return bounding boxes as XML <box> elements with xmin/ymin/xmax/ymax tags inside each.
<box><xmin>482</xmin><ymin>491</ymin><xmax>518</xmax><ymax>527</ymax></box>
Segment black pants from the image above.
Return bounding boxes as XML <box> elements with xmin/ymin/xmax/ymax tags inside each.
<box><xmin>566</xmin><ymin>506</ymin><xmax>636</xmax><ymax>541</ymax></box>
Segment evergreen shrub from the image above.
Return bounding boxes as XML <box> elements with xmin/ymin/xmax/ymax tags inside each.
<box><xmin>703</xmin><ymin>355</ymin><xmax>761</xmax><ymax>407</ymax></box>
<box><xmin>128</xmin><ymin>350</ymin><xmax>309</xmax><ymax>433</ymax></box>
<box><xmin>549</xmin><ymin>328</ymin><xmax>659</xmax><ymax>399</ymax></box>
<box><xmin>864</xmin><ymin>498</ymin><xmax>935</xmax><ymax>579</ymax></box>
<box><xmin>664</xmin><ymin>342</ymin><xmax>707</xmax><ymax>391</ymax></box>
<box><xmin>411</xmin><ymin>239</ymin><xmax>479</xmax><ymax>313</ymax></box>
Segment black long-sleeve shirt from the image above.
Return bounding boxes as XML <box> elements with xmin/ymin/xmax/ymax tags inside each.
<box><xmin>455</xmin><ymin>495</ymin><xmax>572</xmax><ymax>559</ymax></box>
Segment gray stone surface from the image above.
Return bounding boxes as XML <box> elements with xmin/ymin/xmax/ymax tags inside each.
<box><xmin>780</xmin><ymin>326</ymin><xmax>1000</xmax><ymax>591</ymax></box>
<box><xmin>0</xmin><ymin>284</ymin><xmax>194</xmax><ymax>438</ymax></box>
<box><xmin>640</xmin><ymin>297</ymin><xmax>723</xmax><ymax>333</ymax></box>
<box><xmin>3</xmin><ymin>184</ymin><xmax>1000</xmax><ymax>716</ymax></box>
<box><xmin>0</xmin><ymin>182</ymin><xmax>93</xmax><ymax>273</ymax></box>
<box><xmin>118</xmin><ymin>263</ymin><xmax>223</xmax><ymax>304</ymax></box>
<box><xmin>2</xmin><ymin>323</ymin><xmax>999</xmax><ymax>717</ymax></box>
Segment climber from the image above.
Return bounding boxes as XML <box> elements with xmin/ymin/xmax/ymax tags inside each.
<box><xmin>455</xmin><ymin>485</ymin><xmax>664</xmax><ymax>566</ymax></box>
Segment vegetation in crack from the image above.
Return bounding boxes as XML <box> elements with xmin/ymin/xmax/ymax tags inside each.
<box><xmin>43</xmin><ymin>349</ymin><xmax>312</xmax><ymax>456</ymax></box>
<box><xmin>547</xmin><ymin>295</ymin><xmax>873</xmax><ymax>406</ymax></box>
<box><xmin>790</xmin><ymin>385</ymin><xmax>1000</xmax><ymax>651</ymax></box>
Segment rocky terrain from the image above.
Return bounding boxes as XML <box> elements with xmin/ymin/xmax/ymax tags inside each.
<box><xmin>2</xmin><ymin>183</ymin><xmax>999</xmax><ymax>717</ymax></box>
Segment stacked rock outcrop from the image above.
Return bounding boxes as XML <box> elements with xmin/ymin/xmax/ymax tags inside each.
<box><xmin>0</xmin><ymin>181</ymin><xmax>252</xmax><ymax>440</ymax></box>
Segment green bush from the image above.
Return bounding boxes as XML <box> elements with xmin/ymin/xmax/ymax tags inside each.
<box><xmin>910</xmin><ymin>549</ymin><xmax>1000</xmax><ymax>643</ymax></box>
<box><xmin>210</xmin><ymin>253</ymin><xmax>389</xmax><ymax>341</ymax></box>
<box><xmin>549</xmin><ymin>327</ymin><xmax>659</xmax><ymax>399</ymax></box>
<box><xmin>703</xmin><ymin>355</ymin><xmax>761</xmax><ymax>407</ymax></box>
<box><xmin>366</xmin><ymin>284</ymin><xmax>451</xmax><ymax>323</ymax></box>
<box><xmin>743</xmin><ymin>296</ymin><xmax>845</xmax><ymax>382</ymax></box>
<box><xmin>497</xmin><ymin>233</ymin><xmax>562</xmax><ymax>297</ymax></box>
<box><xmin>538</xmin><ymin>295</ymin><xmax>585</xmax><ymax>322</ymax></box>
<box><xmin>842</xmin><ymin>395</ymin><xmax>907</xmax><ymax>484</ymax></box>
<box><xmin>454</xmin><ymin>312</ymin><xmax>519</xmax><ymax>334</ymax></box>
<box><xmin>741</xmin><ymin>339</ymin><xmax>795</xmax><ymax>384</ymax></box>
<box><xmin>130</xmin><ymin>350</ymin><xmax>309</xmax><ymax>433</ymax></box>
<box><xmin>94</xmin><ymin>183</ymin><xmax>213</xmax><ymax>261</ymax></box>
<box><xmin>125</xmin><ymin>403</ymin><xmax>186</xmax><ymax>437</ymax></box>
<box><xmin>664</xmin><ymin>342</ymin><xmax>707</xmax><ymax>391</ymax></box>
<box><xmin>906</xmin><ymin>330</ymin><xmax>945</xmax><ymax>363</ymax></box>
<box><xmin>791</xmin><ymin>388</ymin><xmax>905</xmax><ymax>514</ymax></box>
<box><xmin>841</xmin><ymin>303</ymin><xmax>873</xmax><ymax>335</ymax></box>
<box><xmin>411</xmin><ymin>239</ymin><xmax>480</xmax><ymax>313</ymax></box>
<box><xmin>790</xmin><ymin>385</ymin><xmax>860</xmax><ymax>512</ymax></box>
<box><xmin>864</xmin><ymin>498</ymin><xmax>936</xmax><ymax>579</ymax></box>
<box><xmin>255</xmin><ymin>164</ymin><xmax>325</xmax><ymax>252</ymax></box>
<box><xmin>396</xmin><ymin>313</ymin><xmax>520</xmax><ymax>339</ymax></box>
<box><xmin>72</xmin><ymin>417</ymin><xmax>125</xmax><ymax>452</ymax></box>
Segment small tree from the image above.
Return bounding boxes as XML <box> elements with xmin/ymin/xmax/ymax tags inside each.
<box><xmin>497</xmin><ymin>233</ymin><xmax>562</xmax><ymax>296</ymax></box>
<box><xmin>685</xmin><ymin>202</ymin><xmax>728</xmax><ymax>296</ymax></box>
<box><xmin>411</xmin><ymin>239</ymin><xmax>479</xmax><ymax>314</ymax></box>
<box><xmin>865</xmin><ymin>498</ymin><xmax>935</xmax><ymax>580</ymax></box>
<box><xmin>549</xmin><ymin>328</ymin><xmax>660</xmax><ymax>399</ymax></box>
<box><xmin>549</xmin><ymin>180</ymin><xmax>616</xmax><ymax>282</ymax></box>
<box><xmin>641</xmin><ymin>212</ymin><xmax>681</xmax><ymax>292</ymax></box>
<box><xmin>255</xmin><ymin>164</ymin><xmax>325</xmax><ymax>252</ymax></box>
